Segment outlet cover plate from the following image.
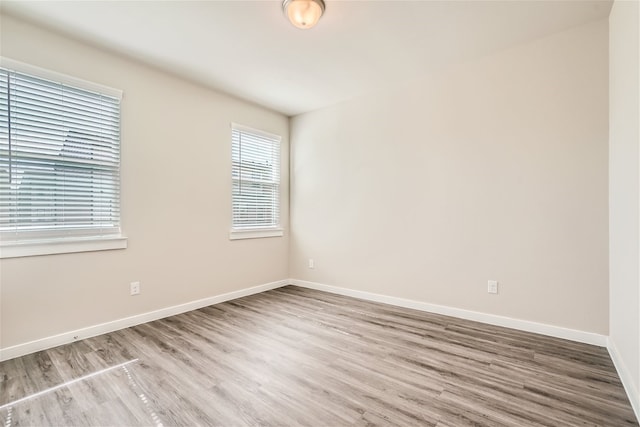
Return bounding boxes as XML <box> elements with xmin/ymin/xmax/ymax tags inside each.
<box><xmin>488</xmin><ymin>280</ymin><xmax>498</xmax><ymax>294</ymax></box>
<box><xmin>130</xmin><ymin>281</ymin><xmax>140</xmax><ymax>296</ymax></box>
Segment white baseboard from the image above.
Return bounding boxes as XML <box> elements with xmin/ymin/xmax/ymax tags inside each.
<box><xmin>290</xmin><ymin>279</ymin><xmax>608</xmax><ymax>347</ymax></box>
<box><xmin>0</xmin><ymin>279</ymin><xmax>289</xmax><ymax>362</ymax></box>
<box><xmin>607</xmin><ymin>338</ymin><xmax>640</xmax><ymax>422</ymax></box>
<box><xmin>4</xmin><ymin>277</ymin><xmax>633</xmax><ymax>421</ymax></box>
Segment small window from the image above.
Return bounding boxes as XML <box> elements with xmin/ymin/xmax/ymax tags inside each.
<box><xmin>230</xmin><ymin>123</ymin><xmax>282</xmax><ymax>240</ymax></box>
<box><xmin>0</xmin><ymin>59</ymin><xmax>125</xmax><ymax>257</ymax></box>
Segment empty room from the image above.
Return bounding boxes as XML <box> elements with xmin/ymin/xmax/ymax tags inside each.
<box><xmin>0</xmin><ymin>0</ymin><xmax>639</xmax><ymax>425</ymax></box>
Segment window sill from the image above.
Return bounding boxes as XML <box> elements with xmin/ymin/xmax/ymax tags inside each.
<box><xmin>229</xmin><ymin>228</ymin><xmax>284</xmax><ymax>240</ymax></box>
<box><xmin>0</xmin><ymin>235</ymin><xmax>128</xmax><ymax>259</ymax></box>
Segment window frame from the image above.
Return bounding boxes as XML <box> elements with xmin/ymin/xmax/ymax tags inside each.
<box><xmin>0</xmin><ymin>58</ymin><xmax>126</xmax><ymax>258</ymax></box>
<box><xmin>229</xmin><ymin>123</ymin><xmax>283</xmax><ymax>240</ymax></box>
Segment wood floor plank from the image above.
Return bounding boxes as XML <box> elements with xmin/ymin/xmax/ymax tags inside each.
<box><xmin>0</xmin><ymin>285</ymin><xmax>637</xmax><ymax>426</ymax></box>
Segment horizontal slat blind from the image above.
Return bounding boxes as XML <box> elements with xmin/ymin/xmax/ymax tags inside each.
<box><xmin>0</xmin><ymin>66</ymin><xmax>121</xmax><ymax>241</ymax></box>
<box><xmin>231</xmin><ymin>124</ymin><xmax>280</xmax><ymax>229</ymax></box>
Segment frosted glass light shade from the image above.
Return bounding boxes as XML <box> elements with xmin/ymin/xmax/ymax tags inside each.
<box><xmin>283</xmin><ymin>0</ymin><xmax>325</xmax><ymax>29</ymax></box>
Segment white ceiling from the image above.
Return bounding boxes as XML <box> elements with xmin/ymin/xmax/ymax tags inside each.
<box><xmin>1</xmin><ymin>0</ymin><xmax>612</xmax><ymax>116</ymax></box>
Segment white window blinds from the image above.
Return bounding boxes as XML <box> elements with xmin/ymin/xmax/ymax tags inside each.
<box><xmin>231</xmin><ymin>124</ymin><xmax>281</xmax><ymax>230</ymax></box>
<box><xmin>0</xmin><ymin>65</ymin><xmax>122</xmax><ymax>242</ymax></box>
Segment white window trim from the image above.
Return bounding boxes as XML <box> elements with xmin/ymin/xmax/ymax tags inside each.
<box><xmin>0</xmin><ymin>57</ymin><xmax>123</xmax><ymax>99</ymax></box>
<box><xmin>0</xmin><ymin>57</ymin><xmax>126</xmax><ymax>257</ymax></box>
<box><xmin>0</xmin><ymin>235</ymin><xmax>128</xmax><ymax>259</ymax></box>
<box><xmin>230</xmin><ymin>123</ymin><xmax>282</xmax><ymax>240</ymax></box>
<box><xmin>229</xmin><ymin>228</ymin><xmax>284</xmax><ymax>240</ymax></box>
<box><xmin>231</xmin><ymin>123</ymin><xmax>280</xmax><ymax>141</ymax></box>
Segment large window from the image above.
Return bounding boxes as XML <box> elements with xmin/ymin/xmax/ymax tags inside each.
<box><xmin>0</xmin><ymin>60</ymin><xmax>125</xmax><ymax>257</ymax></box>
<box><xmin>230</xmin><ymin>123</ymin><xmax>282</xmax><ymax>239</ymax></box>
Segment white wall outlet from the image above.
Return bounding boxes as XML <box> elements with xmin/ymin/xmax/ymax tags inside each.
<box><xmin>488</xmin><ymin>280</ymin><xmax>498</xmax><ymax>294</ymax></box>
<box><xmin>308</xmin><ymin>258</ymin><xmax>315</xmax><ymax>269</ymax></box>
<box><xmin>130</xmin><ymin>281</ymin><xmax>141</xmax><ymax>296</ymax></box>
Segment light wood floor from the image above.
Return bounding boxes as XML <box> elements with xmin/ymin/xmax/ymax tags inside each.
<box><xmin>1</xmin><ymin>286</ymin><xmax>637</xmax><ymax>426</ymax></box>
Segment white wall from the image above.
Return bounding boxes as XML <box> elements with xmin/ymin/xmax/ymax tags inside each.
<box><xmin>290</xmin><ymin>19</ymin><xmax>609</xmax><ymax>335</ymax></box>
<box><xmin>609</xmin><ymin>0</ymin><xmax>640</xmax><ymax>415</ymax></box>
<box><xmin>0</xmin><ymin>14</ymin><xmax>289</xmax><ymax>350</ymax></box>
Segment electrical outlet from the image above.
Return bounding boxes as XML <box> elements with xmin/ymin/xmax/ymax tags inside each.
<box><xmin>308</xmin><ymin>258</ymin><xmax>315</xmax><ymax>269</ymax></box>
<box><xmin>488</xmin><ymin>280</ymin><xmax>498</xmax><ymax>294</ymax></box>
<box><xmin>130</xmin><ymin>281</ymin><xmax>141</xmax><ymax>296</ymax></box>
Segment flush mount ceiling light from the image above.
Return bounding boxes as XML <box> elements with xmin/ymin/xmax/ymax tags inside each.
<box><xmin>283</xmin><ymin>0</ymin><xmax>325</xmax><ymax>29</ymax></box>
